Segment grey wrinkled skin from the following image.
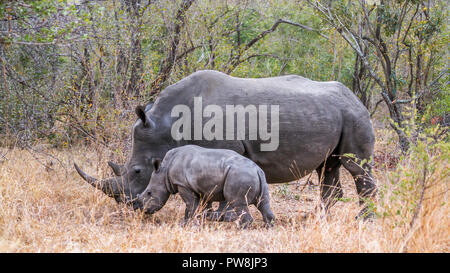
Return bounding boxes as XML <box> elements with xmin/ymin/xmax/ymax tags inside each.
<box><xmin>137</xmin><ymin>145</ymin><xmax>275</xmax><ymax>228</ymax></box>
<box><xmin>74</xmin><ymin>70</ymin><xmax>376</xmax><ymax>216</ymax></box>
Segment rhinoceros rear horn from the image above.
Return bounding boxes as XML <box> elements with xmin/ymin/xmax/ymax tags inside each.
<box><xmin>108</xmin><ymin>161</ymin><xmax>126</xmax><ymax>176</ymax></box>
<box><xmin>135</xmin><ymin>105</ymin><xmax>155</xmax><ymax>128</ymax></box>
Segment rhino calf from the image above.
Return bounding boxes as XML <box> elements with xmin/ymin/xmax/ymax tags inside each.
<box><xmin>136</xmin><ymin>145</ymin><xmax>275</xmax><ymax>228</ymax></box>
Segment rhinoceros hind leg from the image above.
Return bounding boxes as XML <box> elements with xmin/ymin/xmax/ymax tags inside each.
<box><xmin>343</xmin><ymin>158</ymin><xmax>377</xmax><ymax>220</ymax></box>
<box><xmin>317</xmin><ymin>156</ymin><xmax>343</xmax><ymax>212</ymax></box>
<box><xmin>340</xmin><ymin>141</ymin><xmax>377</xmax><ymax>219</ymax></box>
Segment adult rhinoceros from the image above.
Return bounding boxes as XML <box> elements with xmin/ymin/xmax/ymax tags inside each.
<box><xmin>74</xmin><ymin>70</ymin><xmax>376</xmax><ymax>216</ymax></box>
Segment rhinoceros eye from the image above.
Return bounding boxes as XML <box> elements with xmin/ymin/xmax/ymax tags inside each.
<box><xmin>134</xmin><ymin>168</ymin><xmax>141</xmax><ymax>174</ymax></box>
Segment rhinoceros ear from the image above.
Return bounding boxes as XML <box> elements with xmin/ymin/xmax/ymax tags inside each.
<box><xmin>135</xmin><ymin>105</ymin><xmax>154</xmax><ymax>128</ymax></box>
<box><xmin>152</xmin><ymin>158</ymin><xmax>161</xmax><ymax>173</ymax></box>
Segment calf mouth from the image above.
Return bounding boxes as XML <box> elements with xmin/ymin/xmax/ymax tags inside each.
<box><xmin>143</xmin><ymin>202</ymin><xmax>161</xmax><ymax>215</ymax></box>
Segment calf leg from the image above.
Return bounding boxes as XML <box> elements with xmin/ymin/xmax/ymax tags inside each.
<box><xmin>257</xmin><ymin>200</ymin><xmax>275</xmax><ymax>227</ymax></box>
<box><xmin>202</xmin><ymin>202</ymin><xmax>215</xmax><ymax>220</ymax></box>
<box><xmin>234</xmin><ymin>205</ymin><xmax>253</xmax><ymax>229</ymax></box>
<box><xmin>205</xmin><ymin>201</ymin><xmax>237</xmax><ymax>222</ymax></box>
<box><xmin>257</xmin><ymin>180</ymin><xmax>275</xmax><ymax>227</ymax></box>
<box><xmin>178</xmin><ymin>186</ymin><xmax>200</xmax><ymax>225</ymax></box>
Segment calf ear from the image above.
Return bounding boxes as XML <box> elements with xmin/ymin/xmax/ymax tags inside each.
<box><xmin>135</xmin><ymin>105</ymin><xmax>155</xmax><ymax>128</ymax></box>
<box><xmin>152</xmin><ymin>158</ymin><xmax>162</xmax><ymax>172</ymax></box>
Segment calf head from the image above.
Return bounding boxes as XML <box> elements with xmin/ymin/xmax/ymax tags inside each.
<box><xmin>136</xmin><ymin>158</ymin><xmax>172</xmax><ymax>214</ymax></box>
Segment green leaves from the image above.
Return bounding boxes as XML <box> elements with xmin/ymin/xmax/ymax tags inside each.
<box><xmin>0</xmin><ymin>0</ymin><xmax>90</xmax><ymax>45</ymax></box>
<box><xmin>1</xmin><ymin>0</ymin><xmax>447</xmax><ymax>148</ymax></box>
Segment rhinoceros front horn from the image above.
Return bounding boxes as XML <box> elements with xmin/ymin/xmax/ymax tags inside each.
<box><xmin>74</xmin><ymin>163</ymin><xmax>121</xmax><ymax>199</ymax></box>
<box><xmin>74</xmin><ymin>163</ymin><xmax>97</xmax><ymax>184</ymax></box>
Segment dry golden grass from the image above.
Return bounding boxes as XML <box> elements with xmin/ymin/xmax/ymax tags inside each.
<box><xmin>0</xmin><ymin>131</ymin><xmax>448</xmax><ymax>252</ymax></box>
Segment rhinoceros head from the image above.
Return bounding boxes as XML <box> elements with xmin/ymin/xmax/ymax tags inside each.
<box><xmin>74</xmin><ymin>104</ymin><xmax>172</xmax><ymax>208</ymax></box>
